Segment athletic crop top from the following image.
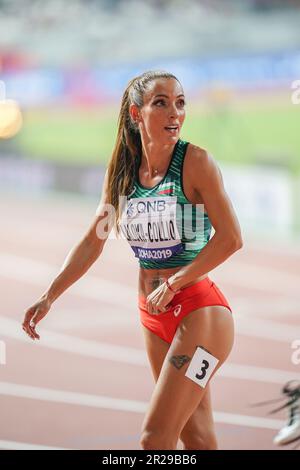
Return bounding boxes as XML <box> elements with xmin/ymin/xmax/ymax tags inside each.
<box><xmin>118</xmin><ymin>138</ymin><xmax>212</xmax><ymax>269</ymax></box>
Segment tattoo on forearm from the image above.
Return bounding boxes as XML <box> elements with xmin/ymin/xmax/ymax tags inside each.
<box><xmin>169</xmin><ymin>354</ymin><xmax>191</xmax><ymax>370</ymax></box>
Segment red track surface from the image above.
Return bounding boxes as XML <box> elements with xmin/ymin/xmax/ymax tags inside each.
<box><xmin>0</xmin><ymin>190</ymin><xmax>299</xmax><ymax>450</ymax></box>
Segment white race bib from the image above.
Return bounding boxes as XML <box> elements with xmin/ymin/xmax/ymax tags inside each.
<box><xmin>119</xmin><ymin>196</ymin><xmax>184</xmax><ymax>262</ymax></box>
<box><xmin>185</xmin><ymin>346</ymin><xmax>219</xmax><ymax>388</ymax></box>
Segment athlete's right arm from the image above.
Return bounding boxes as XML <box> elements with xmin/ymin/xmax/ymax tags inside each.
<box><xmin>22</xmin><ymin>168</ymin><xmax>113</xmax><ymax>340</ymax></box>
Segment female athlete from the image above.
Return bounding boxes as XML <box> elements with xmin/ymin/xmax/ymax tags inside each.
<box><xmin>22</xmin><ymin>70</ymin><xmax>243</xmax><ymax>450</ymax></box>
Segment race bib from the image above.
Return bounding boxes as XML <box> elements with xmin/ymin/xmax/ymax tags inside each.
<box><xmin>119</xmin><ymin>196</ymin><xmax>184</xmax><ymax>262</ymax></box>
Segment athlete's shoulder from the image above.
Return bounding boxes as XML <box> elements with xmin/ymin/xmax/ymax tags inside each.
<box><xmin>186</xmin><ymin>143</ymin><xmax>217</xmax><ymax>174</ymax></box>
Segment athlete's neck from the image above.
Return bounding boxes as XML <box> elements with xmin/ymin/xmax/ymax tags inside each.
<box><xmin>140</xmin><ymin>140</ymin><xmax>177</xmax><ymax>178</ymax></box>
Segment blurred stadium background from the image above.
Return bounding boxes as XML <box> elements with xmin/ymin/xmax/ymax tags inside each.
<box><xmin>0</xmin><ymin>0</ymin><xmax>300</xmax><ymax>451</ymax></box>
<box><xmin>1</xmin><ymin>0</ymin><xmax>300</xmax><ymax>237</ymax></box>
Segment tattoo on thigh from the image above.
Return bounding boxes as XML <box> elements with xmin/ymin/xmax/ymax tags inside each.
<box><xmin>169</xmin><ymin>354</ymin><xmax>191</xmax><ymax>370</ymax></box>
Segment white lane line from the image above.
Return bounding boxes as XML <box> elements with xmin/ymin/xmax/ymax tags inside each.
<box><xmin>213</xmin><ymin>412</ymin><xmax>284</xmax><ymax>431</ymax></box>
<box><xmin>222</xmin><ymin>363</ymin><xmax>300</xmax><ymax>384</ymax></box>
<box><xmin>0</xmin><ymin>440</ymin><xmax>69</xmax><ymax>450</ymax></box>
<box><xmin>1</xmin><ymin>252</ymin><xmax>300</xmax><ymax>301</ymax></box>
<box><xmin>44</xmin><ymin>303</ymin><xmax>298</xmax><ymax>330</ymax></box>
<box><xmin>0</xmin><ymin>381</ymin><xmax>146</xmax><ymax>413</ymax></box>
<box><xmin>0</xmin><ymin>316</ymin><xmax>147</xmax><ymax>365</ymax></box>
<box><xmin>1</xmin><ymin>253</ymin><xmax>299</xmax><ymax>335</ymax></box>
<box><xmin>243</xmin><ymin>236</ymin><xmax>300</xmax><ymax>257</ymax></box>
<box><xmin>0</xmin><ymin>381</ymin><xmax>284</xmax><ymax>430</ymax></box>
<box><xmin>1</xmin><ymin>252</ymin><xmax>299</xmax><ymax>333</ymax></box>
<box><xmin>0</xmin><ymin>221</ymin><xmax>84</xmax><ymax>247</ymax></box>
<box><xmin>235</xmin><ymin>314</ymin><xmax>300</xmax><ymax>342</ymax></box>
<box><xmin>213</xmin><ymin>260</ymin><xmax>300</xmax><ymax>296</ymax></box>
<box><xmin>44</xmin><ymin>308</ymin><xmax>137</xmax><ymax>329</ymax></box>
<box><xmin>4</xmin><ymin>304</ymin><xmax>300</xmax><ymax>349</ymax></box>
<box><xmin>0</xmin><ymin>253</ymin><xmax>136</xmax><ymax>308</ymax></box>
<box><xmin>1</xmin><ymin>316</ymin><xmax>299</xmax><ymax>384</ymax></box>
<box><xmin>231</xmin><ymin>297</ymin><xmax>300</xmax><ymax>318</ymax></box>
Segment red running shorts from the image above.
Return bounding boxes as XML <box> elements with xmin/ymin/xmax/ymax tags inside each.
<box><xmin>138</xmin><ymin>276</ymin><xmax>232</xmax><ymax>344</ymax></box>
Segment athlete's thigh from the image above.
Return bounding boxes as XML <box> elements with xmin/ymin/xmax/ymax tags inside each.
<box><xmin>141</xmin><ymin>324</ymin><xmax>213</xmax><ymax>433</ymax></box>
<box><xmin>141</xmin><ymin>324</ymin><xmax>170</xmax><ymax>382</ymax></box>
<box><xmin>141</xmin><ymin>323</ymin><xmax>217</xmax><ymax>447</ymax></box>
<box><xmin>179</xmin><ymin>381</ymin><xmax>215</xmax><ymax>444</ymax></box>
<box><xmin>141</xmin><ymin>305</ymin><xmax>234</xmax><ymax>438</ymax></box>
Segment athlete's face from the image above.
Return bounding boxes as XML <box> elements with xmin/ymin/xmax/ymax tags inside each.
<box><xmin>131</xmin><ymin>78</ymin><xmax>186</xmax><ymax>145</ymax></box>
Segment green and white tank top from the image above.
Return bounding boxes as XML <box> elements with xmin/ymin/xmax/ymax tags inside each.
<box><xmin>118</xmin><ymin>138</ymin><xmax>212</xmax><ymax>269</ymax></box>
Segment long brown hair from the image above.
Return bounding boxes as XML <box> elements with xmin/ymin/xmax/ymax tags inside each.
<box><xmin>106</xmin><ymin>70</ymin><xmax>180</xmax><ymax>235</ymax></box>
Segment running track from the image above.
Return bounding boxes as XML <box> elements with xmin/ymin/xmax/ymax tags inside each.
<box><xmin>0</xmin><ymin>189</ymin><xmax>299</xmax><ymax>450</ymax></box>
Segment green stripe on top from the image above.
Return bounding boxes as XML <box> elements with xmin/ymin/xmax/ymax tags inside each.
<box><xmin>125</xmin><ymin>138</ymin><xmax>212</xmax><ymax>269</ymax></box>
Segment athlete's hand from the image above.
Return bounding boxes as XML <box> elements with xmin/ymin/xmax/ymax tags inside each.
<box><xmin>22</xmin><ymin>295</ymin><xmax>52</xmax><ymax>340</ymax></box>
<box><xmin>146</xmin><ymin>282</ymin><xmax>175</xmax><ymax>315</ymax></box>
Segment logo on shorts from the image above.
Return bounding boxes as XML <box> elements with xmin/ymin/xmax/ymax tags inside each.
<box><xmin>173</xmin><ymin>304</ymin><xmax>182</xmax><ymax>317</ymax></box>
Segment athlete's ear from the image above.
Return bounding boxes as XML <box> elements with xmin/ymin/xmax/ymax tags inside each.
<box><xmin>129</xmin><ymin>103</ymin><xmax>140</xmax><ymax>123</ymax></box>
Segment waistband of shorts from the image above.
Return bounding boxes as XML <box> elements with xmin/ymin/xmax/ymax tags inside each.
<box><xmin>138</xmin><ymin>276</ymin><xmax>213</xmax><ymax>309</ymax></box>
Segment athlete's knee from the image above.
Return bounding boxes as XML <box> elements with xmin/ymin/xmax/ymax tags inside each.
<box><xmin>140</xmin><ymin>429</ymin><xmax>177</xmax><ymax>450</ymax></box>
<box><xmin>181</xmin><ymin>430</ymin><xmax>218</xmax><ymax>450</ymax></box>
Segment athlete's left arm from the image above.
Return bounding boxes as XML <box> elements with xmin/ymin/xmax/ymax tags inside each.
<box><xmin>168</xmin><ymin>147</ymin><xmax>243</xmax><ymax>291</ymax></box>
